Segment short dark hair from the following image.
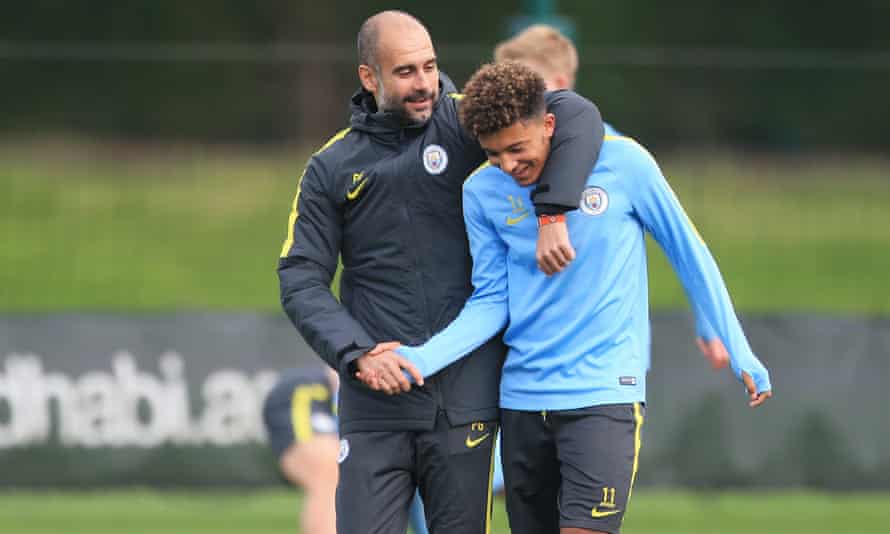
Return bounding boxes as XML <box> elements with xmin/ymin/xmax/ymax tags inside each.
<box><xmin>459</xmin><ymin>61</ymin><xmax>547</xmax><ymax>139</ymax></box>
<box><xmin>357</xmin><ymin>10</ymin><xmax>426</xmax><ymax>69</ymax></box>
<box><xmin>357</xmin><ymin>17</ymin><xmax>380</xmax><ymax>67</ymax></box>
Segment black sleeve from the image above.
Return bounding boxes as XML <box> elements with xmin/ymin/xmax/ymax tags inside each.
<box><xmin>277</xmin><ymin>160</ymin><xmax>376</xmax><ymax>375</ymax></box>
<box><xmin>451</xmin><ymin>95</ymin><xmax>488</xmax><ymax>169</ymax></box>
<box><xmin>531</xmin><ymin>90</ymin><xmax>605</xmax><ymax>215</ymax></box>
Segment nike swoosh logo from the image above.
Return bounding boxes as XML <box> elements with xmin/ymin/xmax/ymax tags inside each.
<box><xmin>465</xmin><ymin>433</ymin><xmax>491</xmax><ymax>448</ymax></box>
<box><xmin>505</xmin><ymin>212</ymin><xmax>529</xmax><ymax>225</ymax></box>
<box><xmin>346</xmin><ymin>179</ymin><xmax>368</xmax><ymax>200</ymax></box>
<box><xmin>590</xmin><ymin>508</ymin><xmax>622</xmax><ymax>518</ymax></box>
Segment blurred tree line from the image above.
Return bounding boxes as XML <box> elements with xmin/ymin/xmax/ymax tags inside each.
<box><xmin>1</xmin><ymin>0</ymin><xmax>889</xmax><ymax>151</ymax></box>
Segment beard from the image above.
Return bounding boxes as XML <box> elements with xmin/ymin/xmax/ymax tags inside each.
<box><xmin>377</xmin><ymin>85</ymin><xmax>437</xmax><ymax>126</ymax></box>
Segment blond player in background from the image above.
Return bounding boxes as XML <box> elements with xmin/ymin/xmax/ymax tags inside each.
<box><xmin>494</xmin><ymin>24</ymin><xmax>730</xmax><ymax>368</ymax></box>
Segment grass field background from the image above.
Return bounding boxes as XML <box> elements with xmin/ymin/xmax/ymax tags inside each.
<box><xmin>2</xmin><ymin>140</ymin><xmax>889</xmax><ymax>313</ymax></box>
<box><xmin>2</xmin><ymin>490</ymin><xmax>888</xmax><ymax>534</ymax></box>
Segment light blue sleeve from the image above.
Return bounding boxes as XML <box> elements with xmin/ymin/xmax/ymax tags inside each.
<box><xmin>396</xmin><ymin>183</ymin><xmax>510</xmax><ymax>378</ymax></box>
<box><xmin>609</xmin><ymin>127</ymin><xmax>716</xmax><ymax>342</ymax></box>
<box><xmin>626</xmin><ymin>142</ymin><xmax>771</xmax><ymax>394</ymax></box>
<box><xmin>693</xmin><ymin>306</ymin><xmax>719</xmax><ymax>340</ymax></box>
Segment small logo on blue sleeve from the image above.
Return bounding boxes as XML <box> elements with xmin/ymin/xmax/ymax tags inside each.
<box><xmin>619</xmin><ymin>376</ymin><xmax>637</xmax><ymax>386</ymax></box>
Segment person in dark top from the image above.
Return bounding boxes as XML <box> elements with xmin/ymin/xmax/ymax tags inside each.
<box><xmin>263</xmin><ymin>367</ymin><xmax>430</xmax><ymax>534</ymax></box>
<box><xmin>277</xmin><ymin>10</ymin><xmax>604</xmax><ymax>534</ymax></box>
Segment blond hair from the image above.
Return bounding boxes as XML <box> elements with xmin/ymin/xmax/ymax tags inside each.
<box><xmin>494</xmin><ymin>25</ymin><xmax>578</xmax><ymax>86</ymax></box>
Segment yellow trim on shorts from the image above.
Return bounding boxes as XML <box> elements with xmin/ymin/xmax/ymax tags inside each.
<box><xmin>620</xmin><ymin>402</ymin><xmax>645</xmax><ymax>528</ymax></box>
<box><xmin>290</xmin><ymin>383</ymin><xmax>330</xmax><ymax>443</ymax></box>
<box><xmin>484</xmin><ymin>427</ymin><xmax>498</xmax><ymax>534</ymax></box>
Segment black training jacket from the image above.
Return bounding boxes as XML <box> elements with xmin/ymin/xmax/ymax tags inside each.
<box><xmin>278</xmin><ymin>73</ymin><xmax>604</xmax><ymax>433</ymax></box>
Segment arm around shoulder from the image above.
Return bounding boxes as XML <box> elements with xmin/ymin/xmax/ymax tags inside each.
<box><xmin>531</xmin><ymin>90</ymin><xmax>604</xmax><ymax>214</ymax></box>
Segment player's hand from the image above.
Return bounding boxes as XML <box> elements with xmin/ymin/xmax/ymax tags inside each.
<box><xmin>356</xmin><ymin>341</ymin><xmax>402</xmax><ymax>391</ymax></box>
<box><xmin>355</xmin><ymin>349</ymin><xmax>424</xmax><ymax>395</ymax></box>
<box><xmin>536</xmin><ymin>220</ymin><xmax>575</xmax><ymax>275</ymax></box>
<box><xmin>355</xmin><ymin>341</ymin><xmax>403</xmax><ymax>391</ymax></box>
<box><xmin>355</xmin><ymin>351</ymin><xmax>408</xmax><ymax>394</ymax></box>
<box><xmin>366</xmin><ymin>340</ymin><xmax>401</xmax><ymax>356</ymax></box>
<box><xmin>353</xmin><ymin>343</ymin><xmax>391</xmax><ymax>393</ymax></box>
<box><xmin>375</xmin><ymin>350</ymin><xmax>424</xmax><ymax>388</ymax></box>
<box><xmin>742</xmin><ymin>371</ymin><xmax>772</xmax><ymax>408</ymax></box>
<box><xmin>696</xmin><ymin>337</ymin><xmax>729</xmax><ymax>370</ymax></box>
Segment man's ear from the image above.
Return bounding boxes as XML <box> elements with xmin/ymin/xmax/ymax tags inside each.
<box><xmin>358</xmin><ymin>64</ymin><xmax>377</xmax><ymax>94</ymax></box>
<box><xmin>543</xmin><ymin>112</ymin><xmax>556</xmax><ymax>138</ymax></box>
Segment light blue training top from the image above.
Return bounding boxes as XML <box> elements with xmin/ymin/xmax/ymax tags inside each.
<box><xmin>398</xmin><ymin>135</ymin><xmax>771</xmax><ymax>410</ymax></box>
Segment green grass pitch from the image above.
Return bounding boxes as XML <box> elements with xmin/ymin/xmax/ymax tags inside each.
<box><xmin>2</xmin><ymin>144</ymin><xmax>890</xmax><ymax>314</ymax></box>
<box><xmin>1</xmin><ymin>490</ymin><xmax>888</xmax><ymax>533</ymax></box>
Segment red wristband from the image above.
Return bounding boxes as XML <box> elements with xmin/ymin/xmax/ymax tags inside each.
<box><xmin>537</xmin><ymin>213</ymin><xmax>566</xmax><ymax>227</ymax></box>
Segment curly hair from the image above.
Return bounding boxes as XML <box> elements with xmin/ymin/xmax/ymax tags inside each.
<box><xmin>458</xmin><ymin>61</ymin><xmax>547</xmax><ymax>139</ymax></box>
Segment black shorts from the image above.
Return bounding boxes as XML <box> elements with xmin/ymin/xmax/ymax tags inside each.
<box><xmin>262</xmin><ymin>368</ymin><xmax>337</xmax><ymax>457</ymax></box>
<box><xmin>501</xmin><ymin>403</ymin><xmax>645</xmax><ymax>534</ymax></box>
<box><xmin>336</xmin><ymin>412</ymin><xmax>498</xmax><ymax>534</ymax></box>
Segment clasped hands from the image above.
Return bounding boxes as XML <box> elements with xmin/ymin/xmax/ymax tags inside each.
<box><xmin>353</xmin><ymin>223</ymin><xmax>575</xmax><ymax>394</ymax></box>
<box><xmin>354</xmin><ymin>342</ymin><xmax>424</xmax><ymax>395</ymax></box>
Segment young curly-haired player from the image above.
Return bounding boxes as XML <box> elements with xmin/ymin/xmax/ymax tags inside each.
<box><xmin>494</xmin><ymin>24</ymin><xmax>732</xmax><ymax>369</ymax></box>
<box><xmin>373</xmin><ymin>61</ymin><xmax>773</xmax><ymax>534</ymax></box>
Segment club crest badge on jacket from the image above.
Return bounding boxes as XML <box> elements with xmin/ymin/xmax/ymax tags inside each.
<box><xmin>423</xmin><ymin>144</ymin><xmax>448</xmax><ymax>175</ymax></box>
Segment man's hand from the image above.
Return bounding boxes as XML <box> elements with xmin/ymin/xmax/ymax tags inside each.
<box><xmin>536</xmin><ymin>220</ymin><xmax>576</xmax><ymax>275</ymax></box>
<box><xmin>742</xmin><ymin>371</ymin><xmax>772</xmax><ymax>408</ymax></box>
<box><xmin>354</xmin><ymin>343</ymin><xmax>424</xmax><ymax>395</ymax></box>
<box><xmin>696</xmin><ymin>337</ymin><xmax>729</xmax><ymax>370</ymax></box>
<box><xmin>366</xmin><ymin>341</ymin><xmax>402</xmax><ymax>357</ymax></box>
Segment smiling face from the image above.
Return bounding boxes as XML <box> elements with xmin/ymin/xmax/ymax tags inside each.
<box><xmin>358</xmin><ymin>17</ymin><xmax>439</xmax><ymax>126</ymax></box>
<box><xmin>457</xmin><ymin>61</ymin><xmax>551</xmax><ymax>185</ymax></box>
<box><xmin>478</xmin><ymin>113</ymin><xmax>555</xmax><ymax>186</ymax></box>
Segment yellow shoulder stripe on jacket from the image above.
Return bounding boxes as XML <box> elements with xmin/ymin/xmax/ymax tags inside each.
<box><xmin>603</xmin><ymin>135</ymin><xmax>705</xmax><ymax>244</ymax></box>
<box><xmin>279</xmin><ymin>127</ymin><xmax>352</xmax><ymax>258</ymax></box>
<box><xmin>447</xmin><ymin>92</ymin><xmax>465</xmax><ymax>100</ymax></box>
<box><xmin>314</xmin><ymin>127</ymin><xmax>352</xmax><ymax>155</ymax></box>
<box><xmin>464</xmin><ymin>161</ymin><xmax>491</xmax><ymax>185</ymax></box>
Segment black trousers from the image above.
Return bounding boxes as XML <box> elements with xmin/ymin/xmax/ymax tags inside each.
<box><xmin>336</xmin><ymin>412</ymin><xmax>498</xmax><ymax>534</ymax></box>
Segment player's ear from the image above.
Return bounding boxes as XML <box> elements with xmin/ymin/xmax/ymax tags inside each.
<box><xmin>543</xmin><ymin>112</ymin><xmax>556</xmax><ymax>138</ymax></box>
<box><xmin>358</xmin><ymin>64</ymin><xmax>378</xmax><ymax>94</ymax></box>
